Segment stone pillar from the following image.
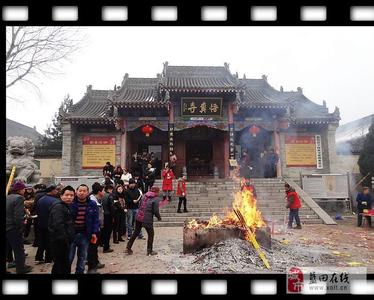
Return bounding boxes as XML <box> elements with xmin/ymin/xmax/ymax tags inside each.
<box><xmin>326</xmin><ymin>123</ymin><xmax>339</xmax><ymax>173</ymax></box>
<box><xmin>228</xmin><ymin>103</ymin><xmax>235</xmax><ymax>160</ymax></box>
<box><xmin>224</xmin><ymin>133</ymin><xmax>230</xmax><ymax>178</ymax></box>
<box><xmin>227</xmin><ymin>103</ymin><xmax>235</xmax><ymax>178</ymax></box>
<box><xmin>120</xmin><ymin>119</ymin><xmax>127</xmax><ymax>168</ymax></box>
<box><xmin>279</xmin><ymin>131</ymin><xmax>287</xmax><ymax>177</ymax></box>
<box><xmin>273</xmin><ymin>129</ymin><xmax>282</xmax><ymax>177</ymax></box>
<box><xmin>61</xmin><ymin>122</ymin><xmax>75</xmax><ymax>176</ymax></box>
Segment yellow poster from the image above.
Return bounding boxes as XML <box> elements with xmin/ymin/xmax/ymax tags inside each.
<box><xmin>82</xmin><ymin>136</ymin><xmax>116</xmax><ymax>169</ymax></box>
<box><xmin>285</xmin><ymin>135</ymin><xmax>316</xmax><ymax>167</ymax></box>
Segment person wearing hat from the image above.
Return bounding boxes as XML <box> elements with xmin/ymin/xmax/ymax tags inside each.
<box><xmin>126</xmin><ymin>186</ymin><xmax>162</xmax><ymax>256</ymax></box>
<box><xmin>35</xmin><ymin>184</ymin><xmax>59</xmax><ymax>263</ymax></box>
<box><xmin>31</xmin><ymin>183</ymin><xmax>47</xmax><ymax>247</ymax></box>
<box><xmin>356</xmin><ymin>187</ymin><xmax>373</xmax><ymax>227</ymax></box>
<box><xmin>6</xmin><ymin>181</ymin><xmax>33</xmax><ymax>274</ymax></box>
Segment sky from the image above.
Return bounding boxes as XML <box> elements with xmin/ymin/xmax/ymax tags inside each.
<box><xmin>6</xmin><ymin>26</ymin><xmax>374</xmax><ymax>134</ymax></box>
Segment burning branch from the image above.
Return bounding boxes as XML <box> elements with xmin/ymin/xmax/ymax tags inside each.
<box><xmin>233</xmin><ymin>208</ymin><xmax>271</xmax><ymax>270</ymax></box>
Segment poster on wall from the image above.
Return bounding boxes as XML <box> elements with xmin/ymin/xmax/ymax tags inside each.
<box><xmin>82</xmin><ymin>136</ymin><xmax>116</xmax><ymax>169</ymax></box>
<box><xmin>285</xmin><ymin>135</ymin><xmax>317</xmax><ymax>167</ymax></box>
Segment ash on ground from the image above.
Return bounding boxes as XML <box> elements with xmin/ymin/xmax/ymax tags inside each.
<box><xmin>164</xmin><ymin>238</ymin><xmax>338</xmax><ymax>274</ymax></box>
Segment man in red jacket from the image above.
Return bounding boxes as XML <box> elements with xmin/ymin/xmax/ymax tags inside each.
<box><xmin>285</xmin><ymin>184</ymin><xmax>302</xmax><ymax>229</ymax></box>
<box><xmin>162</xmin><ymin>165</ymin><xmax>174</xmax><ymax>203</ymax></box>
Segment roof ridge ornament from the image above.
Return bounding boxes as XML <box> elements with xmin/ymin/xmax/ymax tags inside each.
<box><xmin>261</xmin><ymin>75</ymin><xmax>268</xmax><ymax>81</ymax></box>
<box><xmin>86</xmin><ymin>85</ymin><xmax>92</xmax><ymax>95</ymax></box>
<box><xmin>280</xmin><ymin>86</ymin><xmax>284</xmax><ymax>92</ymax></box>
<box><xmin>224</xmin><ymin>62</ymin><xmax>230</xmax><ymax>70</ymax></box>
<box><xmin>333</xmin><ymin>106</ymin><xmax>341</xmax><ymax>119</ymax></box>
<box><xmin>243</xmin><ymin>73</ymin><xmax>246</xmax><ymax>79</ymax></box>
<box><xmin>297</xmin><ymin>87</ymin><xmax>303</xmax><ymax>94</ymax></box>
<box><xmin>121</xmin><ymin>73</ymin><xmax>129</xmax><ymax>87</ymax></box>
<box><xmin>163</xmin><ymin>61</ymin><xmax>169</xmax><ymax>76</ymax></box>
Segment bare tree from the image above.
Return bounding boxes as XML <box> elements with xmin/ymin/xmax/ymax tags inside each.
<box><xmin>6</xmin><ymin>26</ymin><xmax>83</xmax><ymax>101</ymax></box>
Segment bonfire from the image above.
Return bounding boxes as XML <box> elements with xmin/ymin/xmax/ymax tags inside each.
<box><xmin>187</xmin><ymin>178</ymin><xmax>266</xmax><ymax>231</ymax></box>
<box><xmin>184</xmin><ymin>178</ymin><xmax>271</xmax><ymax>269</ymax></box>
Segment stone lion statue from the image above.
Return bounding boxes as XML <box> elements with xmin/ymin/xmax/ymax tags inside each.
<box><xmin>6</xmin><ymin>136</ymin><xmax>41</xmax><ymax>184</ymax></box>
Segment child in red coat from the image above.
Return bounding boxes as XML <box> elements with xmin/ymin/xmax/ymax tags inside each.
<box><xmin>161</xmin><ymin>165</ymin><xmax>174</xmax><ymax>203</ymax></box>
<box><xmin>176</xmin><ymin>175</ymin><xmax>188</xmax><ymax>213</ymax></box>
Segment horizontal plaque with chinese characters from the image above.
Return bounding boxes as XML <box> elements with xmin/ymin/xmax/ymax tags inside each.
<box><xmin>181</xmin><ymin>97</ymin><xmax>222</xmax><ymax>116</ymax></box>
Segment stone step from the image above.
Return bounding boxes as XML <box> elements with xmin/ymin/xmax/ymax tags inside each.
<box><xmin>159</xmin><ymin>210</ymin><xmax>315</xmax><ymax>217</ymax></box>
<box><xmin>154</xmin><ymin>218</ymin><xmax>323</xmax><ymax>227</ymax></box>
<box><xmin>160</xmin><ymin>202</ymin><xmax>312</xmax><ymax>208</ymax></box>
<box><xmin>153</xmin><ymin>181</ymin><xmax>236</xmax><ymax>186</ymax></box>
<box><xmin>157</xmin><ymin>213</ymin><xmax>321</xmax><ymax>222</ymax></box>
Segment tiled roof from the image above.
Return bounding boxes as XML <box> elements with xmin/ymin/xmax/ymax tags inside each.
<box><xmin>110</xmin><ymin>77</ymin><xmax>165</xmax><ymax>108</ymax></box>
<box><xmin>63</xmin><ymin>63</ymin><xmax>340</xmax><ymax>124</ymax></box>
<box><xmin>161</xmin><ymin>64</ymin><xmax>242</xmax><ymax>92</ymax></box>
<box><xmin>6</xmin><ymin>118</ymin><xmax>43</xmax><ymax>145</ymax></box>
<box><xmin>63</xmin><ymin>88</ymin><xmax>114</xmax><ymax>124</ymax></box>
<box><xmin>239</xmin><ymin>79</ymin><xmax>291</xmax><ymax>108</ymax></box>
<box><xmin>291</xmin><ymin>94</ymin><xmax>340</xmax><ymax>124</ymax></box>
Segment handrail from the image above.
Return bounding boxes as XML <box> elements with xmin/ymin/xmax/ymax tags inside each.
<box><xmin>283</xmin><ymin>177</ymin><xmax>337</xmax><ymax>225</ymax></box>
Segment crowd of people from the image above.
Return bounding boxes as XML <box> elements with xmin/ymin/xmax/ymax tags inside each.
<box><xmin>239</xmin><ymin>148</ymin><xmax>279</xmax><ymax>179</ymax></box>
<box><xmin>6</xmin><ymin>157</ymin><xmax>191</xmax><ymax>274</ymax></box>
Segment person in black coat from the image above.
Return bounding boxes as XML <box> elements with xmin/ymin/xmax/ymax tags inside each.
<box><xmin>134</xmin><ymin>173</ymin><xmax>145</xmax><ymax>194</ymax></box>
<box><xmin>102</xmin><ymin>162</ymin><xmax>115</xmax><ymax>179</ymax></box>
<box><xmin>144</xmin><ymin>163</ymin><xmax>156</xmax><ymax>192</ymax></box>
<box><xmin>356</xmin><ymin>187</ymin><xmax>373</xmax><ymax>227</ymax></box>
<box><xmin>101</xmin><ymin>185</ymin><xmax>114</xmax><ymax>252</ymax></box>
<box><xmin>112</xmin><ymin>197</ymin><xmax>126</xmax><ymax>244</ymax></box>
<box><xmin>6</xmin><ymin>181</ymin><xmax>33</xmax><ymax>274</ymax></box>
<box><xmin>48</xmin><ymin>186</ymin><xmax>76</xmax><ymax>274</ymax></box>
<box><xmin>113</xmin><ymin>165</ymin><xmax>124</xmax><ymax>185</ymax></box>
<box><xmin>31</xmin><ymin>184</ymin><xmax>47</xmax><ymax>247</ymax></box>
<box><xmin>35</xmin><ymin>185</ymin><xmax>59</xmax><ymax>263</ymax></box>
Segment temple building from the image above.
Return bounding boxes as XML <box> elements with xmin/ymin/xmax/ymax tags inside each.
<box><xmin>60</xmin><ymin>62</ymin><xmax>340</xmax><ymax>180</ymax></box>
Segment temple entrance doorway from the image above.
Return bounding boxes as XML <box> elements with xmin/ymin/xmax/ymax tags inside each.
<box><xmin>186</xmin><ymin>140</ymin><xmax>213</xmax><ymax>176</ymax></box>
<box><xmin>236</xmin><ymin>126</ymin><xmax>273</xmax><ymax>178</ymax></box>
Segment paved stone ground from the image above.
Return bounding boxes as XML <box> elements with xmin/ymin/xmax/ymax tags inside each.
<box><xmin>8</xmin><ymin>216</ymin><xmax>374</xmax><ymax>274</ymax></box>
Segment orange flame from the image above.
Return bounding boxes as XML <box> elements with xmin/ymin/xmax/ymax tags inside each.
<box><xmin>186</xmin><ymin>178</ymin><xmax>265</xmax><ymax>230</ymax></box>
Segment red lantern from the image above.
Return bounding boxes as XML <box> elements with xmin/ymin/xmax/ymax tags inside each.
<box><xmin>141</xmin><ymin>124</ymin><xmax>154</xmax><ymax>137</ymax></box>
<box><xmin>249</xmin><ymin>125</ymin><xmax>260</xmax><ymax>137</ymax></box>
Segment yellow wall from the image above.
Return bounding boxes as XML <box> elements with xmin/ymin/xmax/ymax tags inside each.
<box><xmin>36</xmin><ymin>158</ymin><xmax>62</xmax><ymax>178</ymax></box>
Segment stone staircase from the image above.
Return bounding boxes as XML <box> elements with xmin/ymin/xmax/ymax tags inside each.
<box><xmin>251</xmin><ymin>178</ymin><xmax>323</xmax><ymax>225</ymax></box>
<box><xmin>152</xmin><ymin>178</ymin><xmax>323</xmax><ymax>227</ymax></box>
